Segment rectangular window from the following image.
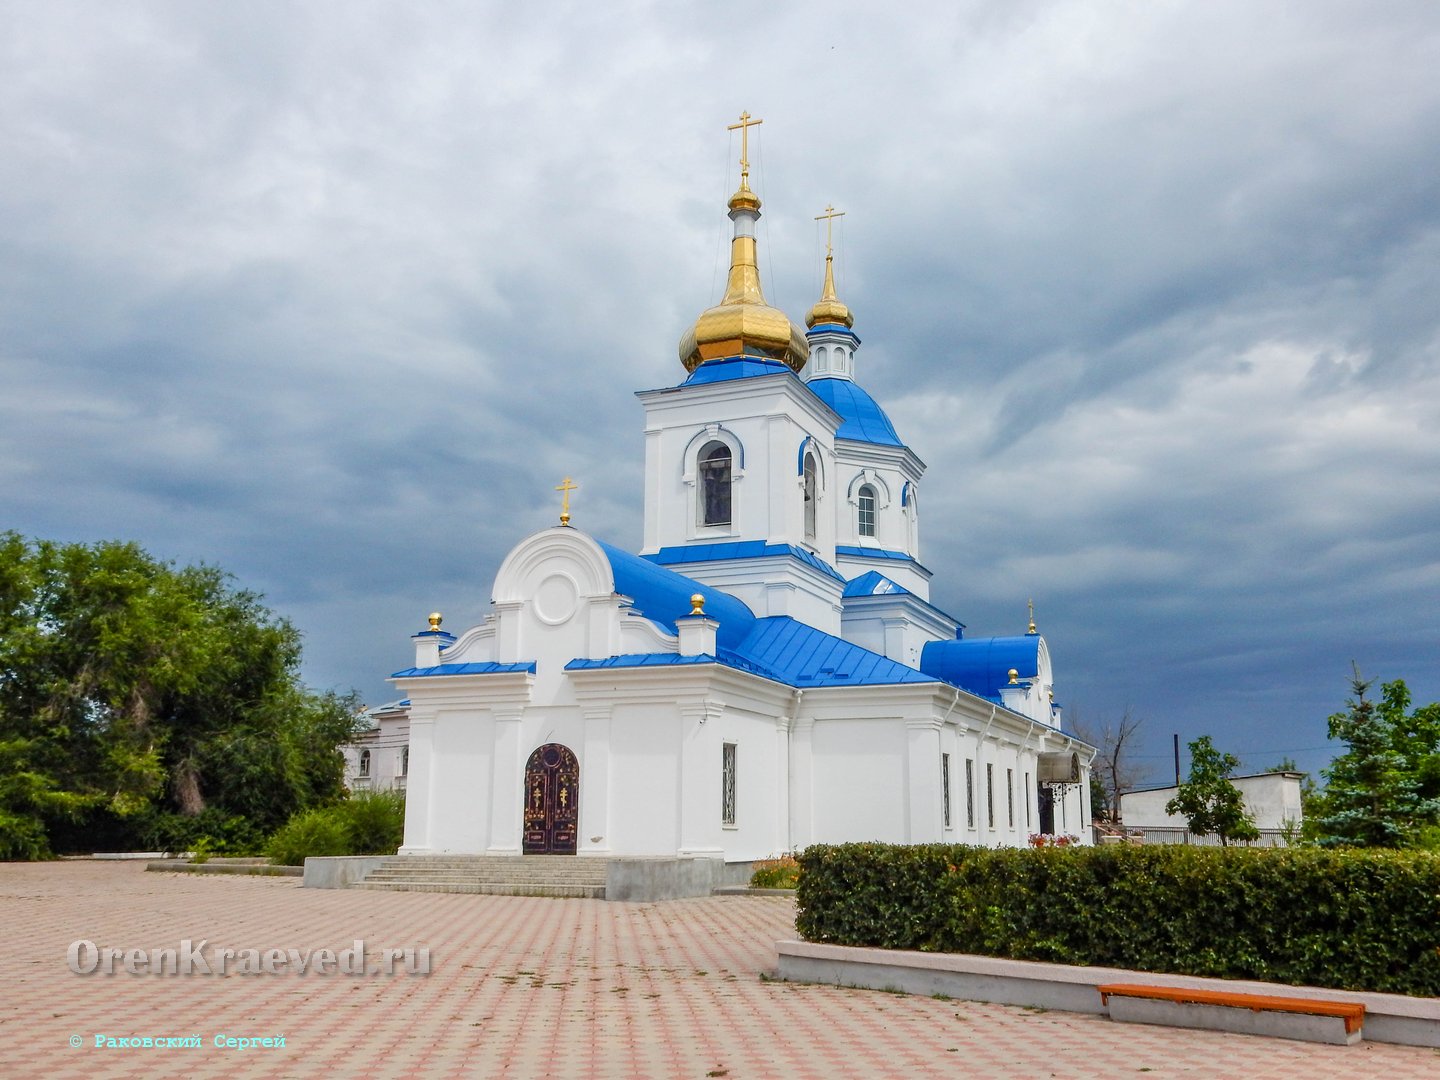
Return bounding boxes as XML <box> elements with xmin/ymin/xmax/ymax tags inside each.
<box><xmin>1060</xmin><ymin>788</ymin><xmax>1067</xmax><ymax>829</ymax></box>
<box><xmin>986</xmin><ymin>763</ymin><xmax>995</xmax><ymax>829</ymax></box>
<box><xmin>1007</xmin><ymin>768</ymin><xmax>1015</xmax><ymax>828</ymax></box>
<box><xmin>1025</xmin><ymin>773</ymin><xmax>1032</xmax><ymax>829</ymax></box>
<box><xmin>965</xmin><ymin>759</ymin><xmax>975</xmax><ymax>828</ymax></box>
<box><xmin>721</xmin><ymin>743</ymin><xmax>737</xmax><ymax>826</ymax></box>
<box><xmin>942</xmin><ymin>754</ymin><xmax>952</xmax><ymax>829</ymax></box>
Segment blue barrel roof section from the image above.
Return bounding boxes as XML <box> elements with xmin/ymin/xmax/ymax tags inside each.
<box><xmin>919</xmin><ymin>636</ymin><xmax>1041</xmax><ymax>701</ymax></box>
<box><xmin>806</xmin><ymin>376</ymin><xmax>904</xmax><ymax>447</ymax></box>
<box><xmin>597</xmin><ymin>539</ymin><xmax>757</xmax><ymax>651</ymax></box>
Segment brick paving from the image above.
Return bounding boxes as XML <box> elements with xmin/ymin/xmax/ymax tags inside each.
<box><xmin>2</xmin><ymin>862</ymin><xmax>1437</xmax><ymax>1079</ymax></box>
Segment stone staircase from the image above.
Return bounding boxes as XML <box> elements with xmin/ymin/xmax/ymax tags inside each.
<box><xmin>349</xmin><ymin>855</ymin><xmax>608</xmax><ymax>898</ymax></box>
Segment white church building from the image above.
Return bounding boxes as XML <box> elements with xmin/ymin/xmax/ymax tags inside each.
<box><xmin>389</xmin><ymin>118</ymin><xmax>1094</xmax><ymax>864</ymax></box>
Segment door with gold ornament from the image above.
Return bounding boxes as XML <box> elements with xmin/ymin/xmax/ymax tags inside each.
<box><xmin>521</xmin><ymin>743</ymin><xmax>579</xmax><ymax>854</ymax></box>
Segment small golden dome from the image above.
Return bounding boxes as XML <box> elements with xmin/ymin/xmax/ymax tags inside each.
<box><xmin>428</xmin><ymin>612</ymin><xmax>443</xmax><ymax>631</ymax></box>
<box><xmin>690</xmin><ymin>593</ymin><xmax>706</xmax><ymax>615</ymax></box>
<box><xmin>806</xmin><ymin>253</ymin><xmax>853</xmax><ymax>329</ymax></box>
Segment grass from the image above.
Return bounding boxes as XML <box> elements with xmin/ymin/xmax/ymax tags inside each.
<box><xmin>749</xmin><ymin>855</ymin><xmax>800</xmax><ymax>889</ymax></box>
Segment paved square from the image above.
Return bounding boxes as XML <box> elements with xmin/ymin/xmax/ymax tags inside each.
<box><xmin>2</xmin><ymin>862</ymin><xmax>1437</xmax><ymax>1078</ymax></box>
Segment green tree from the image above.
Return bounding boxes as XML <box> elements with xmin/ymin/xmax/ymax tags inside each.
<box><xmin>0</xmin><ymin>532</ymin><xmax>360</xmax><ymax>857</ymax></box>
<box><xmin>1310</xmin><ymin>670</ymin><xmax>1440</xmax><ymax>848</ymax></box>
<box><xmin>1165</xmin><ymin>735</ymin><xmax>1260</xmax><ymax>846</ymax></box>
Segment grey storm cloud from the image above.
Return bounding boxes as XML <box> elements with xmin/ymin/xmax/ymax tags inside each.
<box><xmin>2</xmin><ymin>0</ymin><xmax>1438</xmax><ymax>779</ymax></box>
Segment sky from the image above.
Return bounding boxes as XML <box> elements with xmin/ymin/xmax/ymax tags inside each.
<box><xmin>3</xmin><ymin>1</ymin><xmax>1438</xmax><ymax>784</ymax></box>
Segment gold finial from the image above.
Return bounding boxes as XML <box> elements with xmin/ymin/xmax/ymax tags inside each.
<box><xmin>1027</xmin><ymin>598</ymin><xmax>1037</xmax><ymax>635</ymax></box>
<box><xmin>690</xmin><ymin>593</ymin><xmax>706</xmax><ymax>616</ymax></box>
<box><xmin>1008</xmin><ymin>668</ymin><xmax>1019</xmax><ymax>685</ymax></box>
<box><xmin>428</xmin><ymin>612</ymin><xmax>443</xmax><ymax>632</ymax></box>
<box><xmin>807</xmin><ymin>204</ymin><xmax>854</xmax><ymax>329</ymax></box>
<box><xmin>555</xmin><ymin>477</ymin><xmax>578</xmax><ymax>526</ymax></box>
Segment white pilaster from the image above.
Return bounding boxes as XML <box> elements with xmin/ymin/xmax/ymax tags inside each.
<box><xmin>487</xmin><ymin>708</ymin><xmax>524</xmax><ymax>854</ymax></box>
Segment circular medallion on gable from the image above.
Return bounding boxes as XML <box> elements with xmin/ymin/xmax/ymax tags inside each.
<box><xmin>534</xmin><ymin>572</ymin><xmax>580</xmax><ymax>625</ymax></box>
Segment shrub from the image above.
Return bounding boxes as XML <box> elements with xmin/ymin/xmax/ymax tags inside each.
<box><xmin>795</xmin><ymin>842</ymin><xmax>1440</xmax><ymax>997</ymax></box>
<box><xmin>264</xmin><ymin>790</ymin><xmax>406</xmax><ymax>866</ymax></box>
<box><xmin>141</xmin><ymin>808</ymin><xmax>266</xmax><ymax>857</ymax></box>
<box><xmin>750</xmin><ymin>855</ymin><xmax>800</xmax><ymax>889</ymax></box>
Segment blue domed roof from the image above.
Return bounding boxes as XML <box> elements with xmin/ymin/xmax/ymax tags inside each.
<box><xmin>806</xmin><ymin>376</ymin><xmax>904</xmax><ymax>447</ymax></box>
<box><xmin>919</xmin><ymin>636</ymin><xmax>1041</xmax><ymax>702</ymax></box>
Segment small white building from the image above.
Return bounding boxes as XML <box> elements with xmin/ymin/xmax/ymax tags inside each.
<box><xmin>387</xmin><ymin>124</ymin><xmax>1095</xmax><ymax>865</ymax></box>
<box><xmin>342</xmin><ymin>699</ymin><xmax>410</xmax><ymax>793</ymax></box>
<box><xmin>1120</xmin><ymin>772</ymin><xmax>1305</xmax><ymax>846</ymax></box>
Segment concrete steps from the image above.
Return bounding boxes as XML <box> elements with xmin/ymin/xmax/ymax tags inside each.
<box><xmin>350</xmin><ymin>855</ymin><xmax>608</xmax><ymax>898</ymax></box>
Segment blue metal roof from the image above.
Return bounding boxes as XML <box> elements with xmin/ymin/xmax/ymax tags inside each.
<box><xmin>806</xmin><ymin>323</ymin><xmax>860</xmax><ymax>341</ymax></box>
<box><xmin>681</xmin><ymin>356</ymin><xmax>793</xmax><ymax>386</ymax></box>
<box><xmin>644</xmin><ymin>542</ymin><xmax>846</xmax><ymax>583</ymax></box>
<box><xmin>598</xmin><ymin>540</ymin><xmax>757</xmax><ymax>651</ymax></box>
<box><xmin>835</xmin><ymin>546</ymin><xmax>931</xmax><ymax>578</ymax></box>
<box><xmin>391</xmin><ymin>661</ymin><xmax>537</xmax><ymax>678</ymax></box>
<box><xmin>919</xmin><ymin>636</ymin><xmax>1041</xmax><ymax>702</ymax></box>
<box><xmin>734</xmin><ymin>617</ymin><xmax>937</xmax><ymax>687</ymax></box>
<box><xmin>567</xmin><ymin>616</ymin><xmax>940</xmax><ymax>689</ymax></box>
<box><xmin>806</xmin><ymin>377</ymin><xmax>904</xmax><ymax>447</ymax></box>
<box><xmin>842</xmin><ymin>570</ymin><xmax>911</xmax><ymax>598</ymax></box>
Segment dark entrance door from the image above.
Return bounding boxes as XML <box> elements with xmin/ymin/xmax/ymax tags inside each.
<box><xmin>522</xmin><ymin>743</ymin><xmax>579</xmax><ymax>854</ymax></box>
<box><xmin>1038</xmin><ymin>785</ymin><xmax>1055</xmax><ymax>835</ymax></box>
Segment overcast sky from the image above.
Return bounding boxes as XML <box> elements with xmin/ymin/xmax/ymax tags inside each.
<box><xmin>4</xmin><ymin>1</ymin><xmax>1438</xmax><ymax>783</ymax></box>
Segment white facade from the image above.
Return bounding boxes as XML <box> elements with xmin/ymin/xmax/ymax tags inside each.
<box><xmin>389</xmin><ymin>160</ymin><xmax>1094</xmax><ymax>862</ymax></box>
<box><xmin>1120</xmin><ymin>772</ymin><xmax>1305</xmax><ymax>846</ymax></box>
<box><xmin>343</xmin><ymin>700</ymin><xmax>410</xmax><ymax>793</ymax></box>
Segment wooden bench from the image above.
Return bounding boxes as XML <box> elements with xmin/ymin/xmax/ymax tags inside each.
<box><xmin>1098</xmin><ymin>983</ymin><xmax>1366</xmax><ymax>1045</ymax></box>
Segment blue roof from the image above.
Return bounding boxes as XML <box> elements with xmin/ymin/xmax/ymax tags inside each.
<box><xmin>919</xmin><ymin>636</ymin><xmax>1041</xmax><ymax>702</ymax></box>
<box><xmin>645</xmin><ymin>542</ymin><xmax>846</xmax><ymax>583</ymax></box>
<box><xmin>734</xmin><ymin>618</ymin><xmax>937</xmax><ymax>687</ymax></box>
<box><xmin>598</xmin><ymin>540</ymin><xmax>757</xmax><ymax>651</ymax></box>
<box><xmin>681</xmin><ymin>356</ymin><xmax>793</xmax><ymax>386</ymax></box>
<box><xmin>806</xmin><ymin>377</ymin><xmax>904</xmax><ymax>447</ymax></box>
<box><xmin>806</xmin><ymin>323</ymin><xmax>859</xmax><ymax>340</ymax></box>
<box><xmin>842</xmin><ymin>570</ymin><xmax>911</xmax><ymax>598</ymax></box>
<box><xmin>391</xmin><ymin>661</ymin><xmax>536</xmax><ymax>678</ymax></box>
<box><xmin>568</xmin><ymin>615</ymin><xmax>940</xmax><ymax>689</ymax></box>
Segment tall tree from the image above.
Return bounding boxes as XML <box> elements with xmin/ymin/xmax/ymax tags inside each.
<box><xmin>1069</xmin><ymin>706</ymin><xmax>1149</xmax><ymax>822</ymax></box>
<box><xmin>1166</xmin><ymin>735</ymin><xmax>1260</xmax><ymax>846</ymax></box>
<box><xmin>0</xmin><ymin>532</ymin><xmax>359</xmax><ymax>858</ymax></box>
<box><xmin>1310</xmin><ymin>670</ymin><xmax>1440</xmax><ymax>848</ymax></box>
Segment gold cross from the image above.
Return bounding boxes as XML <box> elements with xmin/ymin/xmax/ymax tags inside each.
<box><xmin>727</xmin><ymin>111</ymin><xmax>763</xmax><ymax>183</ymax></box>
<box><xmin>815</xmin><ymin>204</ymin><xmax>846</xmax><ymax>258</ymax></box>
<box><xmin>1028</xmin><ymin>598</ymin><xmax>1037</xmax><ymax>635</ymax></box>
<box><xmin>556</xmin><ymin>477</ymin><xmax>578</xmax><ymax>526</ymax></box>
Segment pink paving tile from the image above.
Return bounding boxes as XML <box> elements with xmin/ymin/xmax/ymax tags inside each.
<box><xmin>2</xmin><ymin>861</ymin><xmax>1438</xmax><ymax>1079</ymax></box>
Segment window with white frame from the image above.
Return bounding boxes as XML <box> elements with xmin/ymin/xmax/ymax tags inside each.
<box><xmin>965</xmin><ymin>758</ymin><xmax>975</xmax><ymax>828</ymax></box>
<box><xmin>399</xmin><ymin>747</ymin><xmax>408</xmax><ymax>777</ymax></box>
<box><xmin>803</xmin><ymin>453</ymin><xmax>818</xmax><ymax>541</ymax></box>
<box><xmin>857</xmin><ymin>484</ymin><xmax>876</xmax><ymax>538</ymax></box>
<box><xmin>1025</xmin><ymin>772</ymin><xmax>1032</xmax><ymax>829</ymax></box>
<box><xmin>942</xmin><ymin>754</ymin><xmax>952</xmax><ymax>829</ymax></box>
<box><xmin>721</xmin><ymin>742</ymin><xmax>737</xmax><ymax>826</ymax></box>
<box><xmin>358</xmin><ymin>749</ymin><xmax>370</xmax><ymax>777</ymax></box>
<box><xmin>699</xmin><ymin>441</ymin><xmax>733</xmax><ymax>526</ymax></box>
<box><xmin>1007</xmin><ymin>768</ymin><xmax>1015</xmax><ymax>828</ymax></box>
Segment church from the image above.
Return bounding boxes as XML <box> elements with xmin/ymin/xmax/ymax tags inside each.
<box><xmin>388</xmin><ymin>115</ymin><xmax>1094</xmax><ymax>865</ymax></box>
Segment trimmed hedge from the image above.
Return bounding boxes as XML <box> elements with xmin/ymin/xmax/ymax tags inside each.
<box><xmin>265</xmin><ymin>790</ymin><xmax>406</xmax><ymax>866</ymax></box>
<box><xmin>795</xmin><ymin>842</ymin><xmax>1440</xmax><ymax>997</ymax></box>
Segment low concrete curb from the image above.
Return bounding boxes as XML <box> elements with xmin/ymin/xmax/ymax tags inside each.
<box><xmin>775</xmin><ymin>939</ymin><xmax>1440</xmax><ymax>1048</ymax></box>
<box><xmin>145</xmin><ymin>859</ymin><xmax>301</xmax><ymax>877</ymax></box>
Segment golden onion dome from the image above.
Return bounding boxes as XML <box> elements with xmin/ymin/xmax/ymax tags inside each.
<box><xmin>680</xmin><ymin>112</ymin><xmax>809</xmax><ymax>375</ymax></box>
<box><xmin>806</xmin><ymin>252</ymin><xmax>854</xmax><ymax>329</ymax></box>
<box><xmin>678</xmin><ymin>178</ymin><xmax>810</xmax><ymax>375</ymax></box>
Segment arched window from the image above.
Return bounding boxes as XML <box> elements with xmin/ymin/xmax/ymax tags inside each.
<box><xmin>400</xmin><ymin>747</ymin><xmax>409</xmax><ymax>777</ymax></box>
<box><xmin>699</xmin><ymin>442</ymin><xmax>732</xmax><ymax>526</ymax></box>
<box><xmin>803</xmin><ymin>453</ymin><xmax>818</xmax><ymax>541</ymax></box>
<box><xmin>857</xmin><ymin>484</ymin><xmax>877</xmax><ymax>538</ymax></box>
<box><xmin>358</xmin><ymin>749</ymin><xmax>371</xmax><ymax>778</ymax></box>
